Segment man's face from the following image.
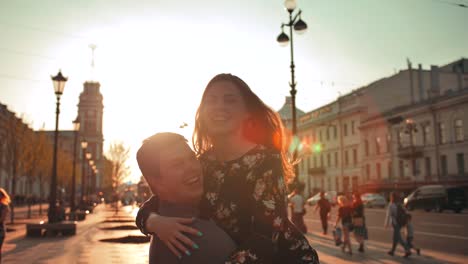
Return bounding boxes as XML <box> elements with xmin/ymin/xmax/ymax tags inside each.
<box><xmin>154</xmin><ymin>141</ymin><xmax>203</xmax><ymax>205</ymax></box>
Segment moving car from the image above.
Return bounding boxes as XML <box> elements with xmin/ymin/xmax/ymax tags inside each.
<box><xmin>361</xmin><ymin>193</ymin><xmax>387</xmax><ymax>208</ymax></box>
<box><xmin>307</xmin><ymin>191</ymin><xmax>337</xmax><ymax>206</ymax></box>
<box><xmin>403</xmin><ymin>185</ymin><xmax>466</xmax><ymax>213</ymax></box>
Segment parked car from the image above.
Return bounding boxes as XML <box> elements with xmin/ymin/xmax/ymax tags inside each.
<box><xmin>307</xmin><ymin>191</ymin><xmax>337</xmax><ymax>206</ymax></box>
<box><xmin>403</xmin><ymin>185</ymin><xmax>466</xmax><ymax>213</ymax></box>
<box><xmin>361</xmin><ymin>193</ymin><xmax>387</xmax><ymax>208</ymax></box>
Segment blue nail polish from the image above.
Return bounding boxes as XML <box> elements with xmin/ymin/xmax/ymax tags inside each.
<box><xmin>197</xmin><ymin>231</ymin><xmax>203</xmax><ymax>236</ymax></box>
<box><xmin>193</xmin><ymin>243</ymin><xmax>199</xmax><ymax>249</ymax></box>
<box><xmin>185</xmin><ymin>250</ymin><xmax>191</xmax><ymax>256</ymax></box>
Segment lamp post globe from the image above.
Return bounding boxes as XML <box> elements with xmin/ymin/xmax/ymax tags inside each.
<box><xmin>48</xmin><ymin>70</ymin><xmax>68</xmax><ymax>223</ymax></box>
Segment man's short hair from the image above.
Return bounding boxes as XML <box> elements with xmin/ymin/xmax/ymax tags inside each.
<box><xmin>136</xmin><ymin>132</ymin><xmax>187</xmax><ymax>193</ymax></box>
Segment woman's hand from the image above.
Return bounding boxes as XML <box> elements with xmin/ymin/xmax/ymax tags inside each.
<box><xmin>146</xmin><ymin>213</ymin><xmax>202</xmax><ymax>258</ymax></box>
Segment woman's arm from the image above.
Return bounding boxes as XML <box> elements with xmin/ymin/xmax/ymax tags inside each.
<box><xmin>226</xmin><ymin>153</ymin><xmax>319</xmax><ymax>264</ymax></box>
<box><xmin>135</xmin><ymin>196</ymin><xmax>200</xmax><ymax>258</ymax></box>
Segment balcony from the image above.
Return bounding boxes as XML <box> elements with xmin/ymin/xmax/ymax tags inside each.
<box><xmin>308</xmin><ymin>167</ymin><xmax>326</xmax><ymax>176</ymax></box>
<box><xmin>397</xmin><ymin>145</ymin><xmax>424</xmax><ymax>159</ymax></box>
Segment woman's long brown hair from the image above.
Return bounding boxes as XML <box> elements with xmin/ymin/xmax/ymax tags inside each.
<box><xmin>192</xmin><ymin>73</ymin><xmax>293</xmax><ymax>181</ymax></box>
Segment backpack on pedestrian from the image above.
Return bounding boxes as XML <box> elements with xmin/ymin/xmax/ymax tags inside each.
<box><xmin>396</xmin><ymin>203</ymin><xmax>409</xmax><ymax>227</ymax></box>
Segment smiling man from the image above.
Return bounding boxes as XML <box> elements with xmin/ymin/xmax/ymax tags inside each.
<box><xmin>136</xmin><ymin>132</ymin><xmax>236</xmax><ymax>264</ymax></box>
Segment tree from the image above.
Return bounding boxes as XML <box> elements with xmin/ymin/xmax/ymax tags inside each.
<box><xmin>105</xmin><ymin>141</ymin><xmax>131</xmax><ymax>212</ymax></box>
<box><xmin>106</xmin><ymin>141</ymin><xmax>131</xmax><ymax>189</ymax></box>
<box><xmin>3</xmin><ymin>114</ymin><xmax>31</xmax><ymax>223</ymax></box>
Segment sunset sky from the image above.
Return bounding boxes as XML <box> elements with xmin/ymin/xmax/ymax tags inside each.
<box><xmin>1</xmin><ymin>0</ymin><xmax>467</xmax><ymax>183</ymax></box>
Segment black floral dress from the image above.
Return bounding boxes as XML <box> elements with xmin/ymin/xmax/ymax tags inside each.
<box><xmin>137</xmin><ymin>145</ymin><xmax>319</xmax><ymax>264</ymax></box>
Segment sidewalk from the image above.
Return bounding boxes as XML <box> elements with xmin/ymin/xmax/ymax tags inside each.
<box><xmin>306</xmin><ymin>230</ymin><xmax>466</xmax><ymax>264</ymax></box>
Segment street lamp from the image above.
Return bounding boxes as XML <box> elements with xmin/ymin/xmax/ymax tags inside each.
<box><xmin>70</xmin><ymin>117</ymin><xmax>80</xmax><ymax>212</ymax></box>
<box><xmin>88</xmin><ymin>160</ymin><xmax>94</xmax><ymax>199</ymax></box>
<box><xmin>404</xmin><ymin>118</ymin><xmax>419</xmax><ymax>176</ymax></box>
<box><xmin>48</xmin><ymin>70</ymin><xmax>68</xmax><ymax>223</ymax></box>
<box><xmin>80</xmin><ymin>141</ymin><xmax>88</xmax><ymax>205</ymax></box>
<box><xmin>277</xmin><ymin>0</ymin><xmax>307</xmax><ymax>180</ymax></box>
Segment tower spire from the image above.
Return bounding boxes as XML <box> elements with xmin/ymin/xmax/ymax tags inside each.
<box><xmin>88</xmin><ymin>43</ymin><xmax>97</xmax><ymax>81</ymax></box>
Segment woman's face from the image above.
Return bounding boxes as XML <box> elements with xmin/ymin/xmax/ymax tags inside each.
<box><xmin>201</xmin><ymin>80</ymin><xmax>250</xmax><ymax>138</ymax></box>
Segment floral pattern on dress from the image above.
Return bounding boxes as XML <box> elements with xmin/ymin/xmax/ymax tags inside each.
<box><xmin>199</xmin><ymin>145</ymin><xmax>319</xmax><ymax>264</ymax></box>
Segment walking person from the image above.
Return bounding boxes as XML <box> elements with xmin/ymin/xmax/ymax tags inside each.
<box><xmin>288</xmin><ymin>183</ymin><xmax>307</xmax><ymax>234</ymax></box>
<box><xmin>0</xmin><ymin>188</ymin><xmax>11</xmax><ymax>263</ymax></box>
<box><xmin>351</xmin><ymin>192</ymin><xmax>368</xmax><ymax>253</ymax></box>
<box><xmin>136</xmin><ymin>74</ymin><xmax>319</xmax><ymax>263</ymax></box>
<box><xmin>405</xmin><ymin>214</ymin><xmax>421</xmax><ymax>255</ymax></box>
<box><xmin>314</xmin><ymin>191</ymin><xmax>331</xmax><ymax>235</ymax></box>
<box><xmin>385</xmin><ymin>192</ymin><xmax>411</xmax><ymax>258</ymax></box>
<box><xmin>335</xmin><ymin>195</ymin><xmax>353</xmax><ymax>255</ymax></box>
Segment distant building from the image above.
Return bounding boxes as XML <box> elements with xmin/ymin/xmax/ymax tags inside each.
<box><xmin>290</xmin><ymin>58</ymin><xmax>468</xmax><ymax>196</ymax></box>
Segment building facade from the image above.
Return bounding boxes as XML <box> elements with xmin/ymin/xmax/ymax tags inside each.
<box><xmin>290</xmin><ymin>58</ymin><xmax>468</xmax><ymax>196</ymax></box>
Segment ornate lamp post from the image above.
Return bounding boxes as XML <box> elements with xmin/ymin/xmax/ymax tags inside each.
<box><xmin>48</xmin><ymin>70</ymin><xmax>68</xmax><ymax>223</ymax></box>
<box><xmin>88</xmin><ymin>159</ymin><xmax>94</xmax><ymax>200</ymax></box>
<box><xmin>70</xmin><ymin>118</ymin><xmax>80</xmax><ymax>212</ymax></box>
<box><xmin>404</xmin><ymin>118</ymin><xmax>419</xmax><ymax>176</ymax></box>
<box><xmin>277</xmin><ymin>0</ymin><xmax>307</xmax><ymax>180</ymax></box>
<box><xmin>80</xmin><ymin>141</ymin><xmax>88</xmax><ymax>206</ymax></box>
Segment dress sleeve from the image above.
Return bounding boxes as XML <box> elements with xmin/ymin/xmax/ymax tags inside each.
<box><xmin>135</xmin><ymin>195</ymin><xmax>160</xmax><ymax>236</ymax></box>
<box><xmin>226</xmin><ymin>152</ymin><xmax>319</xmax><ymax>264</ymax></box>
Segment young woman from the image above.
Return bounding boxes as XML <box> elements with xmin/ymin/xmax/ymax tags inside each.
<box><xmin>335</xmin><ymin>195</ymin><xmax>353</xmax><ymax>255</ymax></box>
<box><xmin>0</xmin><ymin>188</ymin><xmax>11</xmax><ymax>263</ymax></box>
<box><xmin>136</xmin><ymin>74</ymin><xmax>319</xmax><ymax>263</ymax></box>
<box><xmin>351</xmin><ymin>192</ymin><xmax>367</xmax><ymax>253</ymax></box>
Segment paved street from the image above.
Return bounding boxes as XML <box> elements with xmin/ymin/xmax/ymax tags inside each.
<box><xmin>303</xmin><ymin>206</ymin><xmax>468</xmax><ymax>256</ymax></box>
<box><xmin>2</xmin><ymin>204</ymin><xmax>467</xmax><ymax>263</ymax></box>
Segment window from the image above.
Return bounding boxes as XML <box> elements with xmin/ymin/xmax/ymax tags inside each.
<box><xmin>313</xmin><ymin>156</ymin><xmax>317</xmax><ymax>168</ymax></box>
<box><xmin>399</xmin><ymin>160</ymin><xmax>405</xmax><ymax>178</ymax></box>
<box><xmin>457</xmin><ymin>153</ymin><xmax>465</xmax><ymax>175</ymax></box>
<box><xmin>320</xmin><ymin>155</ymin><xmax>323</xmax><ymax>167</ymax></box>
<box><xmin>376</xmin><ymin>163</ymin><xmax>382</xmax><ymax>179</ymax></box>
<box><xmin>440</xmin><ymin>155</ymin><xmax>448</xmax><ymax>176</ymax></box>
<box><xmin>326</xmin><ymin>127</ymin><xmax>330</xmax><ymax>141</ymax></box>
<box><xmin>351</xmin><ymin>121</ymin><xmax>356</xmax><ymax>135</ymax></box>
<box><xmin>439</xmin><ymin>123</ymin><xmax>446</xmax><ymax>144</ymax></box>
<box><xmin>364</xmin><ymin>140</ymin><xmax>369</xmax><ymax>156</ymax></box>
<box><xmin>366</xmin><ymin>164</ymin><xmax>371</xmax><ymax>180</ymax></box>
<box><xmin>353</xmin><ymin>149</ymin><xmax>357</xmax><ymax>165</ymax></box>
<box><xmin>343</xmin><ymin>123</ymin><xmax>348</xmax><ymax>137</ymax></box>
<box><xmin>319</xmin><ymin>130</ymin><xmax>323</xmax><ymax>142</ymax></box>
<box><xmin>344</xmin><ymin>150</ymin><xmax>349</xmax><ymax>166</ymax></box>
<box><xmin>333</xmin><ymin>126</ymin><xmax>337</xmax><ymax>139</ymax></box>
<box><xmin>397</xmin><ymin>129</ymin><xmax>403</xmax><ymax>147</ymax></box>
<box><xmin>455</xmin><ymin>119</ymin><xmax>464</xmax><ymax>142</ymax></box>
<box><xmin>423</xmin><ymin>125</ymin><xmax>431</xmax><ymax>145</ymax></box>
<box><xmin>425</xmin><ymin>157</ymin><xmax>431</xmax><ymax>178</ymax></box>
<box><xmin>335</xmin><ymin>152</ymin><xmax>339</xmax><ymax>167</ymax></box>
<box><xmin>388</xmin><ymin>161</ymin><xmax>393</xmax><ymax>179</ymax></box>
<box><xmin>376</xmin><ymin>137</ymin><xmax>381</xmax><ymax>155</ymax></box>
<box><xmin>327</xmin><ymin>153</ymin><xmax>331</xmax><ymax>167</ymax></box>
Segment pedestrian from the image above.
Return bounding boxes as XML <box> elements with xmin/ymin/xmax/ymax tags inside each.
<box><xmin>405</xmin><ymin>214</ymin><xmax>421</xmax><ymax>255</ymax></box>
<box><xmin>351</xmin><ymin>192</ymin><xmax>368</xmax><ymax>253</ymax></box>
<box><xmin>314</xmin><ymin>191</ymin><xmax>331</xmax><ymax>235</ymax></box>
<box><xmin>335</xmin><ymin>195</ymin><xmax>353</xmax><ymax>255</ymax></box>
<box><xmin>136</xmin><ymin>74</ymin><xmax>319</xmax><ymax>263</ymax></box>
<box><xmin>0</xmin><ymin>188</ymin><xmax>11</xmax><ymax>263</ymax></box>
<box><xmin>137</xmin><ymin>133</ymin><xmax>237</xmax><ymax>263</ymax></box>
<box><xmin>384</xmin><ymin>192</ymin><xmax>411</xmax><ymax>258</ymax></box>
<box><xmin>289</xmin><ymin>183</ymin><xmax>307</xmax><ymax>234</ymax></box>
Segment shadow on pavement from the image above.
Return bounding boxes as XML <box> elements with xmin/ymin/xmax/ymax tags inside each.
<box><xmin>99</xmin><ymin>235</ymin><xmax>150</xmax><ymax>244</ymax></box>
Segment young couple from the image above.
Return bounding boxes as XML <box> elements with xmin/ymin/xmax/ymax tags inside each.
<box><xmin>136</xmin><ymin>74</ymin><xmax>319</xmax><ymax>263</ymax></box>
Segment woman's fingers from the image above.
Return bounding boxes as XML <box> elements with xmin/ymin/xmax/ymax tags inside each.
<box><xmin>179</xmin><ymin>224</ymin><xmax>202</xmax><ymax>237</ymax></box>
<box><xmin>165</xmin><ymin>241</ymin><xmax>182</xmax><ymax>259</ymax></box>
<box><xmin>170</xmin><ymin>236</ymin><xmax>191</xmax><ymax>257</ymax></box>
<box><xmin>175</xmin><ymin>232</ymin><xmax>198</xmax><ymax>250</ymax></box>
